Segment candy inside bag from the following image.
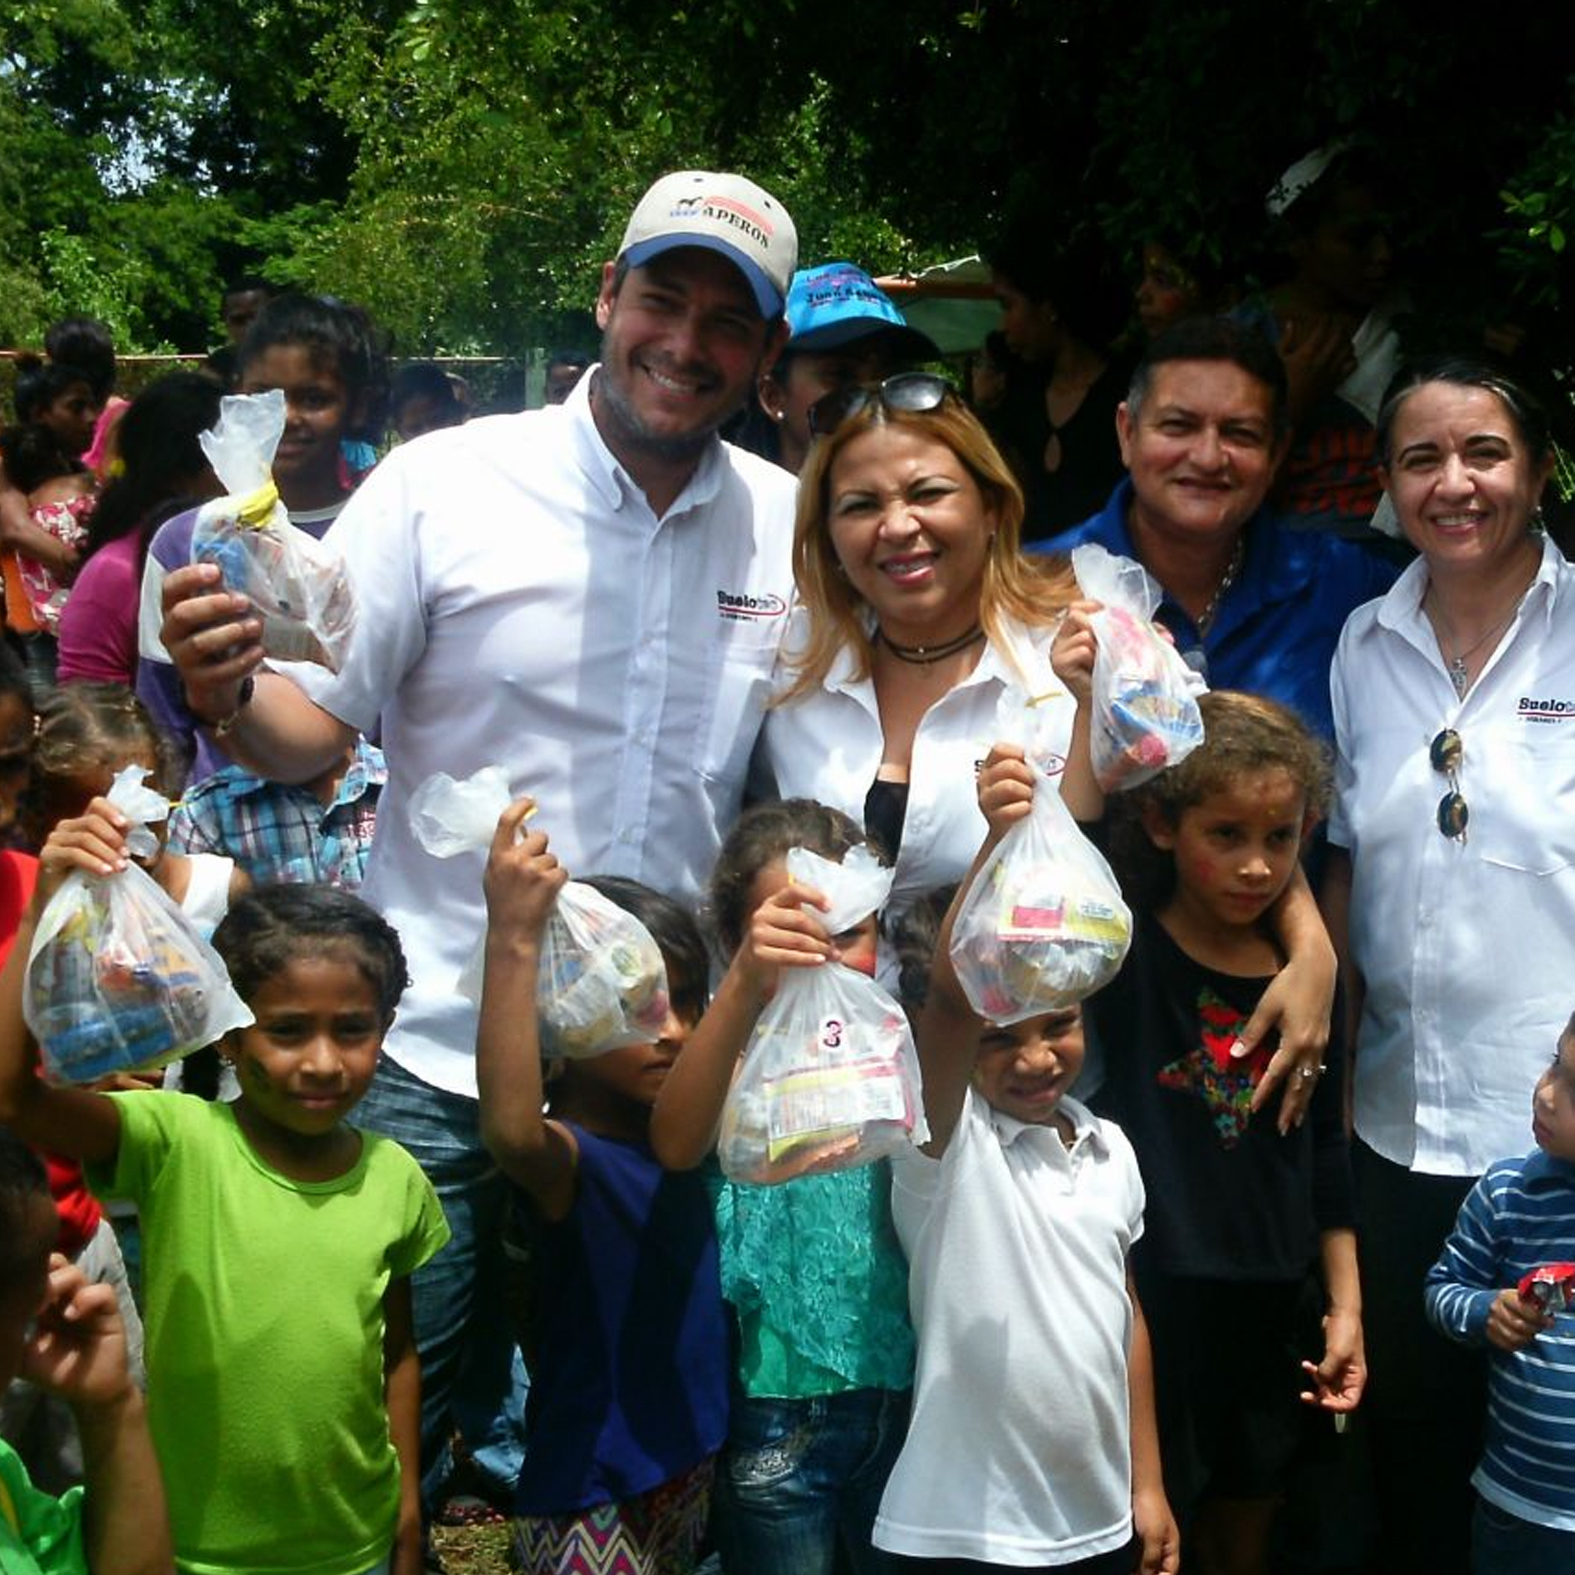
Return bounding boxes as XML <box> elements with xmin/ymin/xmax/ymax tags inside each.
<box><xmin>949</xmin><ymin>686</ymin><xmax>1132</xmax><ymax>1023</ymax></box>
<box><xmin>1518</xmin><ymin>1262</ymin><xmax>1575</xmax><ymax>1314</ymax></box>
<box><xmin>189</xmin><ymin>390</ymin><xmax>356</xmax><ymax>672</ymax></box>
<box><xmin>1071</xmin><ymin>542</ymin><xmax>1205</xmax><ymax>792</ymax></box>
<box><xmin>24</xmin><ymin>767</ymin><xmax>254</xmax><ymax>1083</ymax></box>
<box><xmin>409</xmin><ymin>768</ymin><xmax>671</xmax><ymax>1056</ymax></box>
<box><xmin>719</xmin><ymin>846</ymin><xmax>928</xmax><ymax>1185</ymax></box>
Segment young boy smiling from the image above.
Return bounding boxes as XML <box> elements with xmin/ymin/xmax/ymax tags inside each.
<box><xmin>1426</xmin><ymin>1013</ymin><xmax>1575</xmax><ymax>1571</ymax></box>
<box><xmin>872</xmin><ymin>749</ymin><xmax>1179</xmax><ymax>1575</ymax></box>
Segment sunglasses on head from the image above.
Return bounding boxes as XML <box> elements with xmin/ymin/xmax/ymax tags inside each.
<box><xmin>807</xmin><ymin>372</ymin><xmax>957</xmax><ymax>438</ymax></box>
<box><xmin>1430</xmin><ymin>728</ymin><xmax>1468</xmax><ymax>842</ymax></box>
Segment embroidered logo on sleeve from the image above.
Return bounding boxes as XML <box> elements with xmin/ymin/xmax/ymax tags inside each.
<box><xmin>1155</xmin><ymin>987</ymin><xmax>1270</xmax><ymax>1146</ymax></box>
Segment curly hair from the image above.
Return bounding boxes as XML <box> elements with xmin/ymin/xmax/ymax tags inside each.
<box><xmin>1111</xmin><ymin>689</ymin><xmax>1331</xmax><ymax>909</ymax></box>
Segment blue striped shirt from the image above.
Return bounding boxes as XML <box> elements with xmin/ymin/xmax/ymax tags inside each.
<box><xmin>1425</xmin><ymin>1150</ymin><xmax>1575</xmax><ymax>1530</ymax></box>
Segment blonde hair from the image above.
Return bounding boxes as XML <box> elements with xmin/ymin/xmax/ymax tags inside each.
<box><xmin>780</xmin><ymin>394</ymin><xmax>1077</xmax><ymax>703</ymax></box>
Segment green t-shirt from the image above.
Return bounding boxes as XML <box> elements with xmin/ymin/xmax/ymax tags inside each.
<box><xmin>0</xmin><ymin>1440</ymin><xmax>85</xmax><ymax>1575</ymax></box>
<box><xmin>87</xmin><ymin>1093</ymin><xmax>449</xmax><ymax>1575</ymax></box>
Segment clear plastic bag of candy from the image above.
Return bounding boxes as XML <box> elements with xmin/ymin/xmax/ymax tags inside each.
<box><xmin>24</xmin><ymin>767</ymin><xmax>254</xmax><ymax>1083</ymax></box>
<box><xmin>409</xmin><ymin>768</ymin><xmax>672</xmax><ymax>1056</ymax></box>
<box><xmin>189</xmin><ymin>390</ymin><xmax>356</xmax><ymax>672</ymax></box>
<box><xmin>949</xmin><ymin>685</ymin><xmax>1132</xmax><ymax>1023</ymax></box>
<box><xmin>719</xmin><ymin>845</ymin><xmax>928</xmax><ymax>1185</ymax></box>
<box><xmin>1071</xmin><ymin>542</ymin><xmax>1205</xmax><ymax>792</ymax></box>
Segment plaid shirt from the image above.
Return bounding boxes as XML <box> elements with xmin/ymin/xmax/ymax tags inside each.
<box><xmin>167</xmin><ymin>739</ymin><xmax>386</xmax><ymax>891</ymax></box>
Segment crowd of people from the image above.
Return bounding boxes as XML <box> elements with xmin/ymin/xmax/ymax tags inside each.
<box><xmin>0</xmin><ymin>154</ymin><xmax>1569</xmax><ymax>1575</ymax></box>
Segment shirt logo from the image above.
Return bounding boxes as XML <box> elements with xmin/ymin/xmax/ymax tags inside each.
<box><xmin>1518</xmin><ymin>696</ymin><xmax>1575</xmax><ymax>724</ymax></box>
<box><xmin>716</xmin><ymin>589</ymin><xmax>787</xmax><ymax>622</ymax></box>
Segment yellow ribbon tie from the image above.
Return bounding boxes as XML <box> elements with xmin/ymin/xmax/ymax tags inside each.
<box><xmin>235</xmin><ymin>480</ymin><xmax>279</xmax><ymax>530</ymax></box>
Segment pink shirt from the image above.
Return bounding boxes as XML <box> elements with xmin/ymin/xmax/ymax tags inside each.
<box><xmin>57</xmin><ymin>531</ymin><xmax>140</xmax><ymax>685</ymax></box>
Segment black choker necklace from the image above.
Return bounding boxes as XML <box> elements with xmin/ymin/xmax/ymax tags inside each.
<box><xmin>878</xmin><ymin>624</ymin><xmax>986</xmax><ymax>665</ymax></box>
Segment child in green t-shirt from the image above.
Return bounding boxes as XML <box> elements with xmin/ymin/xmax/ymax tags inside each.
<box><xmin>0</xmin><ymin>798</ymin><xmax>450</xmax><ymax>1575</ymax></box>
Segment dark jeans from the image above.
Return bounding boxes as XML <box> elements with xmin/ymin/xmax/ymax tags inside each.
<box><xmin>890</xmin><ymin>1539</ymin><xmax>1137</xmax><ymax>1575</ymax></box>
<box><xmin>1355</xmin><ymin>1140</ymin><xmax>1485</xmax><ymax>1575</ymax></box>
<box><xmin>713</xmin><ymin>1388</ymin><xmax>909</xmax><ymax>1575</ymax></box>
<box><xmin>1473</xmin><ymin>1496</ymin><xmax>1575</xmax><ymax>1574</ymax></box>
<box><xmin>355</xmin><ymin>1054</ymin><xmax>518</xmax><ymax>1507</ymax></box>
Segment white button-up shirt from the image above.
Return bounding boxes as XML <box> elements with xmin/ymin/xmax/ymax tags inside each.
<box><xmin>760</xmin><ymin>612</ymin><xmax>1076</xmax><ymax>934</ymax></box>
<box><xmin>1330</xmin><ymin>536</ymin><xmax>1575</xmax><ymax>1175</ymax></box>
<box><xmin>290</xmin><ymin>373</ymin><xmax>797</xmax><ymax>1095</ymax></box>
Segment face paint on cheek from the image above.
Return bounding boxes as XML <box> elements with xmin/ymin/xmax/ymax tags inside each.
<box><xmin>1183</xmin><ymin>856</ymin><xmax>1219</xmax><ymax>889</ymax></box>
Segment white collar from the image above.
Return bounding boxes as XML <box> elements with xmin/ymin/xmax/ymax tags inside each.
<box><xmin>986</xmin><ymin>1092</ymin><xmax>1108</xmax><ymax>1158</ymax></box>
<box><xmin>567</xmin><ymin>363</ymin><xmax>724</xmax><ymax>522</ymax></box>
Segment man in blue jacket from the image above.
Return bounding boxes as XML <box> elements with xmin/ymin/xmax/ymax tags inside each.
<box><xmin>1043</xmin><ymin>317</ymin><xmax>1396</xmax><ymax>739</ymax></box>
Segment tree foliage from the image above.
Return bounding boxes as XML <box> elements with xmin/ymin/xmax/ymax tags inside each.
<box><xmin>0</xmin><ymin>0</ymin><xmax>1571</xmax><ymax>372</ymax></box>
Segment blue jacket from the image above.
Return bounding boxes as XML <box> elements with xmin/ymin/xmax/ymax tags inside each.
<box><xmin>1040</xmin><ymin>478</ymin><xmax>1398</xmax><ymax>738</ymax></box>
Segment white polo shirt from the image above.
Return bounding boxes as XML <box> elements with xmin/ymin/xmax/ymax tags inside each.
<box><xmin>1329</xmin><ymin>535</ymin><xmax>1575</xmax><ymax>1175</ymax></box>
<box><xmin>286</xmin><ymin>373</ymin><xmax>797</xmax><ymax>1096</ymax></box>
<box><xmin>761</xmin><ymin>612</ymin><xmax>1076</xmax><ymax>929</ymax></box>
<box><xmin>876</xmin><ymin>1091</ymin><xmax>1143</xmax><ymax>1565</ymax></box>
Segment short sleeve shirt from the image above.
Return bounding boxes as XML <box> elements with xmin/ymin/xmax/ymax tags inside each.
<box><xmin>86</xmin><ymin>1093</ymin><xmax>449</xmax><ymax>1575</ymax></box>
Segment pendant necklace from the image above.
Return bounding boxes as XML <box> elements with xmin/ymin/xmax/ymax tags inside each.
<box><xmin>1426</xmin><ymin>586</ymin><xmax>1526</xmax><ymax>700</ymax></box>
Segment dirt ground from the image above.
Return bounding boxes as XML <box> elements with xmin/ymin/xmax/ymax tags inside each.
<box><xmin>432</xmin><ymin>1523</ymin><xmax>511</xmax><ymax>1575</ymax></box>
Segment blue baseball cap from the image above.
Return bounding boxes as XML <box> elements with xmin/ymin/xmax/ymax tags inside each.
<box><xmin>786</xmin><ymin>263</ymin><xmax>940</xmax><ymax>357</ymax></box>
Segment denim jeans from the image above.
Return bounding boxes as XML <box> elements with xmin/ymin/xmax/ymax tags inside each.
<box><xmin>1473</xmin><ymin>1496</ymin><xmax>1575</xmax><ymax>1574</ymax></box>
<box><xmin>712</xmin><ymin>1388</ymin><xmax>909</xmax><ymax>1575</ymax></box>
<box><xmin>355</xmin><ymin>1054</ymin><xmax>521</xmax><ymax>1506</ymax></box>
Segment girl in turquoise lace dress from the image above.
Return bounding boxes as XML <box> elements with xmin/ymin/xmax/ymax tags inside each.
<box><xmin>651</xmin><ymin>799</ymin><xmax>912</xmax><ymax>1575</ymax></box>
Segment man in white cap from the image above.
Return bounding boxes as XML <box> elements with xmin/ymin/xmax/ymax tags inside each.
<box><xmin>154</xmin><ymin>170</ymin><xmax>799</xmax><ymax>1515</ymax></box>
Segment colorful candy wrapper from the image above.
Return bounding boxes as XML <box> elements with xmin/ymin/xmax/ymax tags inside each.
<box><xmin>949</xmin><ymin>684</ymin><xmax>1132</xmax><ymax>1022</ymax></box>
<box><xmin>720</xmin><ymin>845</ymin><xmax>928</xmax><ymax>1185</ymax></box>
<box><xmin>1518</xmin><ymin>1263</ymin><xmax>1575</xmax><ymax>1314</ymax></box>
<box><xmin>409</xmin><ymin>768</ymin><xmax>671</xmax><ymax>1057</ymax></box>
<box><xmin>1071</xmin><ymin>542</ymin><xmax>1205</xmax><ymax>791</ymax></box>
<box><xmin>24</xmin><ymin>766</ymin><xmax>253</xmax><ymax>1083</ymax></box>
<box><xmin>189</xmin><ymin>390</ymin><xmax>356</xmax><ymax>672</ymax></box>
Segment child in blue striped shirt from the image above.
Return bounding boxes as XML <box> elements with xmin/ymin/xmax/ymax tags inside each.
<box><xmin>1425</xmin><ymin>1011</ymin><xmax>1575</xmax><ymax>1571</ymax></box>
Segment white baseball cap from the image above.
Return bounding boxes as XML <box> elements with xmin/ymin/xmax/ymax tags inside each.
<box><xmin>619</xmin><ymin>171</ymin><xmax>799</xmax><ymax>318</ymax></box>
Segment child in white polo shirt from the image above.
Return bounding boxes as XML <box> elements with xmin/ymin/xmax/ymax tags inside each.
<box><xmin>874</xmin><ymin>747</ymin><xmax>1178</xmax><ymax>1575</ymax></box>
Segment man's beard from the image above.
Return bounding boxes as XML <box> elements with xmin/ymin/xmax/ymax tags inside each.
<box><xmin>589</xmin><ymin>363</ymin><xmax>733</xmax><ymax>465</ymax></box>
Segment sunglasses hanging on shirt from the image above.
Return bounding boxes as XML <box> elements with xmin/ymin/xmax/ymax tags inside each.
<box><xmin>1430</xmin><ymin>728</ymin><xmax>1468</xmax><ymax>843</ymax></box>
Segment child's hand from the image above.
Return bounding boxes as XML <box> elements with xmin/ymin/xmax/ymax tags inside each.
<box><xmin>1487</xmin><ymin>1286</ymin><xmax>1554</xmax><ymax>1352</ymax></box>
<box><xmin>21</xmin><ymin>1255</ymin><xmax>136</xmax><ymax>1410</ymax></box>
<box><xmin>977</xmin><ymin>744</ymin><xmax>1035</xmax><ymax>839</ymax></box>
<box><xmin>1300</xmin><ymin>1307</ymin><xmax>1366</xmax><ymax>1411</ymax></box>
<box><xmin>734</xmin><ymin>879</ymin><xmax>836</xmax><ymax>1002</ymax></box>
<box><xmin>34</xmin><ymin>798</ymin><xmax>132</xmax><ymax>911</ymax></box>
<box><xmin>1051</xmin><ymin>600</ymin><xmax>1100</xmax><ymax>706</ymax></box>
<box><xmin>482</xmin><ymin>798</ymin><xmax>567</xmax><ymax>945</ymax></box>
<box><xmin>1131</xmin><ymin>1483</ymin><xmax>1180</xmax><ymax>1575</ymax></box>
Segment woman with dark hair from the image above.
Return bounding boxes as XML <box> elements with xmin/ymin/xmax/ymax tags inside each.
<box><xmin>985</xmin><ymin>227</ymin><xmax>1133</xmax><ymax>543</ymax></box>
<box><xmin>57</xmin><ymin>373</ymin><xmax>222</xmax><ymax>686</ymax></box>
<box><xmin>1323</xmin><ymin>356</ymin><xmax>1572</xmax><ymax>1573</ymax></box>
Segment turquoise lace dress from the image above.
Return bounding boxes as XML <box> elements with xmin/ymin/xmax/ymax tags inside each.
<box><xmin>711</xmin><ymin>1161</ymin><xmax>914</xmax><ymax>1397</ymax></box>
